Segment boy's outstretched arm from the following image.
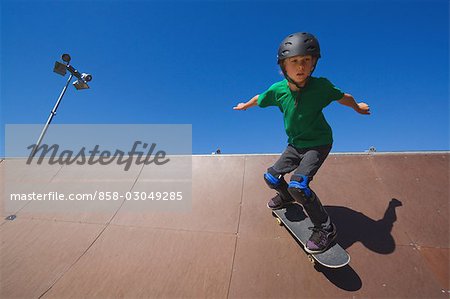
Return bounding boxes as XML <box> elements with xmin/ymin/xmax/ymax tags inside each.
<box><xmin>233</xmin><ymin>95</ymin><xmax>259</xmax><ymax>110</ymax></box>
<box><xmin>338</xmin><ymin>93</ymin><xmax>371</xmax><ymax>115</ymax></box>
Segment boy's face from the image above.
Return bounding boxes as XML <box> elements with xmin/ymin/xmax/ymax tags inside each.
<box><xmin>283</xmin><ymin>55</ymin><xmax>316</xmax><ymax>86</ymax></box>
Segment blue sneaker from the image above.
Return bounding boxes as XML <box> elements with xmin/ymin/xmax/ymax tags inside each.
<box><xmin>305</xmin><ymin>223</ymin><xmax>337</xmax><ymax>254</ymax></box>
<box><xmin>267</xmin><ymin>194</ymin><xmax>294</xmax><ymax>210</ymax></box>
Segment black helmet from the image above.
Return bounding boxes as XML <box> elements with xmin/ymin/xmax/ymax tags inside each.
<box><xmin>277</xmin><ymin>32</ymin><xmax>321</xmax><ymax>63</ymax></box>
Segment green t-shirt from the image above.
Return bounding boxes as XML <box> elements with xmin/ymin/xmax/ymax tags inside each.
<box><xmin>257</xmin><ymin>77</ymin><xmax>344</xmax><ymax>148</ymax></box>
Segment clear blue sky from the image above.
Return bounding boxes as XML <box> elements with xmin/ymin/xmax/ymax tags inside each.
<box><xmin>1</xmin><ymin>0</ymin><xmax>448</xmax><ymax>156</ymax></box>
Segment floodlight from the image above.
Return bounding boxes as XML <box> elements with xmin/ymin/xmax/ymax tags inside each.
<box><xmin>73</xmin><ymin>79</ymin><xmax>90</xmax><ymax>90</ymax></box>
<box><xmin>81</xmin><ymin>73</ymin><xmax>92</xmax><ymax>82</ymax></box>
<box><xmin>53</xmin><ymin>61</ymin><xmax>67</xmax><ymax>76</ymax></box>
<box><xmin>62</xmin><ymin>54</ymin><xmax>71</xmax><ymax>63</ymax></box>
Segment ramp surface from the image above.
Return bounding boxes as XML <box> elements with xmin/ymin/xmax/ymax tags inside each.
<box><xmin>1</xmin><ymin>153</ymin><xmax>449</xmax><ymax>298</ymax></box>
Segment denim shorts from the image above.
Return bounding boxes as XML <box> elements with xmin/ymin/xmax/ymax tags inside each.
<box><xmin>268</xmin><ymin>144</ymin><xmax>332</xmax><ymax>182</ymax></box>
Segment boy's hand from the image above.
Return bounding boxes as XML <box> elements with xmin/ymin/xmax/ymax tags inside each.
<box><xmin>355</xmin><ymin>102</ymin><xmax>371</xmax><ymax>115</ymax></box>
<box><xmin>233</xmin><ymin>103</ymin><xmax>247</xmax><ymax>110</ymax></box>
<box><xmin>233</xmin><ymin>95</ymin><xmax>259</xmax><ymax>111</ymax></box>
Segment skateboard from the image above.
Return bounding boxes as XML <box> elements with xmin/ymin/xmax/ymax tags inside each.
<box><xmin>272</xmin><ymin>203</ymin><xmax>350</xmax><ymax>268</ymax></box>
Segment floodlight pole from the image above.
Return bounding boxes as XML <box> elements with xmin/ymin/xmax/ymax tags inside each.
<box><xmin>31</xmin><ymin>73</ymin><xmax>73</xmax><ymax>158</ymax></box>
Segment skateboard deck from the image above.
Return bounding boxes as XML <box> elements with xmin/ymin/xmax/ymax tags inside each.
<box><xmin>272</xmin><ymin>203</ymin><xmax>350</xmax><ymax>268</ymax></box>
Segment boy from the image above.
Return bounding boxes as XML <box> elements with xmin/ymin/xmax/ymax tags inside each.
<box><xmin>233</xmin><ymin>32</ymin><xmax>370</xmax><ymax>253</ymax></box>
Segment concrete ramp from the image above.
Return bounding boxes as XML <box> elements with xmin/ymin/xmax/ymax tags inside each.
<box><xmin>1</xmin><ymin>153</ymin><xmax>448</xmax><ymax>298</ymax></box>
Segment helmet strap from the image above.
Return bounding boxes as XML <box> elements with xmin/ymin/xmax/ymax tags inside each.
<box><xmin>279</xmin><ymin>57</ymin><xmax>319</xmax><ymax>92</ymax></box>
<box><xmin>281</xmin><ymin>67</ymin><xmax>308</xmax><ymax>107</ymax></box>
<box><xmin>280</xmin><ymin>60</ymin><xmax>319</xmax><ymax>107</ymax></box>
<box><xmin>280</xmin><ymin>65</ymin><xmax>307</xmax><ymax>93</ymax></box>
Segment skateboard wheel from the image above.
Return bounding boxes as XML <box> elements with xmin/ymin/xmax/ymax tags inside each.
<box><xmin>276</xmin><ymin>218</ymin><xmax>283</xmax><ymax>226</ymax></box>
